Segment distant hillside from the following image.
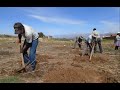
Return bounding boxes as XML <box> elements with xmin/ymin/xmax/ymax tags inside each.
<box><xmin>54</xmin><ymin>33</ymin><xmax>90</xmax><ymax>39</ymax></box>
<box><xmin>0</xmin><ymin>34</ymin><xmax>16</xmax><ymax>38</ymax></box>
<box><xmin>53</xmin><ymin>32</ymin><xmax>117</xmax><ymax>39</ymax></box>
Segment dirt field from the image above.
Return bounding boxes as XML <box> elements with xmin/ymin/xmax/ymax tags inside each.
<box><xmin>0</xmin><ymin>38</ymin><xmax>120</xmax><ymax>83</ymax></box>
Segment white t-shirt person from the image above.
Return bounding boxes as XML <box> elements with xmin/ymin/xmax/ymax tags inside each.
<box><xmin>87</xmin><ymin>34</ymin><xmax>92</xmax><ymax>43</ymax></box>
<box><xmin>91</xmin><ymin>30</ymin><xmax>99</xmax><ymax>38</ymax></box>
<box><xmin>22</xmin><ymin>24</ymin><xmax>39</xmax><ymax>43</ymax></box>
<box><xmin>116</xmin><ymin>34</ymin><xmax>120</xmax><ymax>41</ymax></box>
<box><xmin>13</xmin><ymin>22</ymin><xmax>39</xmax><ymax>71</ymax></box>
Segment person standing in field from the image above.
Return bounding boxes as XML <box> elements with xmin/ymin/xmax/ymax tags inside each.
<box><xmin>95</xmin><ymin>34</ymin><xmax>103</xmax><ymax>53</ymax></box>
<box><xmin>86</xmin><ymin>34</ymin><xmax>93</xmax><ymax>53</ymax></box>
<box><xmin>13</xmin><ymin>22</ymin><xmax>39</xmax><ymax>71</ymax></box>
<box><xmin>82</xmin><ymin>34</ymin><xmax>96</xmax><ymax>57</ymax></box>
<box><xmin>91</xmin><ymin>28</ymin><xmax>98</xmax><ymax>43</ymax></box>
<box><xmin>115</xmin><ymin>32</ymin><xmax>120</xmax><ymax>50</ymax></box>
<box><xmin>91</xmin><ymin>28</ymin><xmax>103</xmax><ymax>53</ymax></box>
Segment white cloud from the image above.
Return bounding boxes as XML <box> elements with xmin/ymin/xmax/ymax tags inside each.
<box><xmin>21</xmin><ymin>7</ymin><xmax>68</xmax><ymax>19</ymax></box>
<box><xmin>28</xmin><ymin>14</ymin><xmax>86</xmax><ymax>25</ymax></box>
<box><xmin>100</xmin><ymin>20</ymin><xmax>120</xmax><ymax>33</ymax></box>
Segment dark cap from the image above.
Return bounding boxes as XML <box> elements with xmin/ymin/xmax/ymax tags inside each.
<box><xmin>93</xmin><ymin>28</ymin><xmax>96</xmax><ymax>30</ymax></box>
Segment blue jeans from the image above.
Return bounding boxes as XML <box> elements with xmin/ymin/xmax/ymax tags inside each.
<box><xmin>23</xmin><ymin>38</ymin><xmax>38</xmax><ymax>70</ymax></box>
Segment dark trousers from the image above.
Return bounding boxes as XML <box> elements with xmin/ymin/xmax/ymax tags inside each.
<box><xmin>78</xmin><ymin>44</ymin><xmax>81</xmax><ymax>49</ymax></box>
<box><xmin>94</xmin><ymin>39</ymin><xmax>103</xmax><ymax>53</ymax></box>
<box><xmin>86</xmin><ymin>42</ymin><xmax>92</xmax><ymax>53</ymax></box>
<box><xmin>115</xmin><ymin>46</ymin><xmax>118</xmax><ymax>50</ymax></box>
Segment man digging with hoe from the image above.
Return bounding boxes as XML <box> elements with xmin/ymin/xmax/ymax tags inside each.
<box><xmin>13</xmin><ymin>22</ymin><xmax>39</xmax><ymax>73</ymax></box>
<box><xmin>82</xmin><ymin>28</ymin><xmax>102</xmax><ymax>61</ymax></box>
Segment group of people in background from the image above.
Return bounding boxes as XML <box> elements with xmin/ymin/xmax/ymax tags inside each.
<box><xmin>73</xmin><ymin>28</ymin><xmax>120</xmax><ymax>55</ymax></box>
<box><xmin>73</xmin><ymin>28</ymin><xmax>103</xmax><ymax>54</ymax></box>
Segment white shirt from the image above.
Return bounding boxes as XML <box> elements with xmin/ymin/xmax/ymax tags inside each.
<box><xmin>22</xmin><ymin>24</ymin><xmax>39</xmax><ymax>43</ymax></box>
<box><xmin>91</xmin><ymin>30</ymin><xmax>99</xmax><ymax>38</ymax></box>
<box><xmin>116</xmin><ymin>35</ymin><xmax>120</xmax><ymax>41</ymax></box>
<box><xmin>87</xmin><ymin>35</ymin><xmax>92</xmax><ymax>43</ymax></box>
<box><xmin>92</xmin><ymin>30</ymin><xmax>102</xmax><ymax>40</ymax></box>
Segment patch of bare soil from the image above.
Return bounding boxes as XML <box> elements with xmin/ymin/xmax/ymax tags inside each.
<box><xmin>54</xmin><ymin>45</ymin><xmax>68</xmax><ymax>50</ymax></box>
<box><xmin>18</xmin><ymin>62</ymin><xmax>58</xmax><ymax>79</ymax></box>
<box><xmin>42</xmin><ymin>67</ymin><xmax>117</xmax><ymax>83</ymax></box>
<box><xmin>0</xmin><ymin>60</ymin><xmax>21</xmax><ymax>76</ymax></box>
<box><xmin>36</xmin><ymin>54</ymin><xmax>54</xmax><ymax>63</ymax></box>
<box><xmin>0</xmin><ymin>67</ymin><xmax>17</xmax><ymax>76</ymax></box>
<box><xmin>72</xmin><ymin>53</ymin><xmax>109</xmax><ymax>63</ymax></box>
<box><xmin>70</xmin><ymin>49</ymin><xmax>80</xmax><ymax>54</ymax></box>
<box><xmin>0</xmin><ymin>50</ymin><xmax>13</xmax><ymax>56</ymax></box>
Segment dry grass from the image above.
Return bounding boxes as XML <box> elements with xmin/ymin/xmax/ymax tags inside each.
<box><xmin>0</xmin><ymin>38</ymin><xmax>119</xmax><ymax>83</ymax></box>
